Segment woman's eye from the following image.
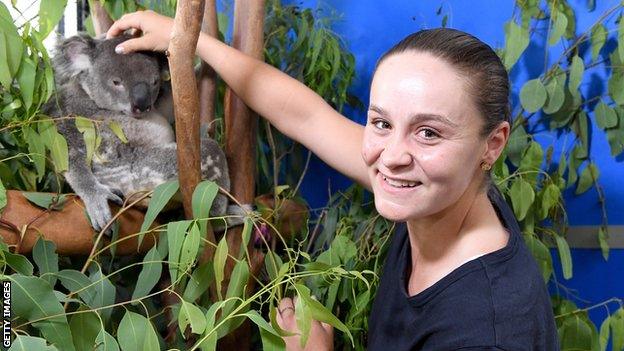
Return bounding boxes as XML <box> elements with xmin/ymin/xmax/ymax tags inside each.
<box><xmin>418</xmin><ymin>128</ymin><xmax>440</xmax><ymax>139</ymax></box>
<box><xmin>372</xmin><ymin>120</ymin><xmax>390</xmax><ymax>129</ymax></box>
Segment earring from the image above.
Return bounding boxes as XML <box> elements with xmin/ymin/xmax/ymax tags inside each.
<box><xmin>480</xmin><ymin>161</ymin><xmax>491</xmax><ymax>171</ymax></box>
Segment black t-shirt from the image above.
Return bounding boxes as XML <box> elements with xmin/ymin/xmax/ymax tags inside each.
<box><xmin>368</xmin><ymin>186</ymin><xmax>559</xmax><ymax>350</ymax></box>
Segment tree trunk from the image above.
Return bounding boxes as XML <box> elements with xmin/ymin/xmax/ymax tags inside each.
<box><xmin>168</xmin><ymin>0</ymin><xmax>205</xmax><ymax>219</ymax></box>
<box><xmin>89</xmin><ymin>0</ymin><xmax>114</xmax><ymax>36</ymax></box>
<box><xmin>220</xmin><ymin>0</ymin><xmax>266</xmax><ymax>349</ymax></box>
<box><xmin>198</xmin><ymin>0</ymin><xmax>219</xmax><ymax>134</ymax></box>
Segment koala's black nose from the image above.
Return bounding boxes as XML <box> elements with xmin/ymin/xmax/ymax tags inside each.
<box><xmin>130</xmin><ymin>82</ymin><xmax>152</xmax><ymax>114</ymax></box>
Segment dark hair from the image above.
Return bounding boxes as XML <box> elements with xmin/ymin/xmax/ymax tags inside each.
<box><xmin>375</xmin><ymin>28</ymin><xmax>510</xmax><ymax>137</ymax></box>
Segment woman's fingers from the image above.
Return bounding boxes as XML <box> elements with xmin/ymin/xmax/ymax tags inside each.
<box><xmin>277</xmin><ymin>297</ymin><xmax>296</xmax><ymax>328</ymax></box>
<box><xmin>106</xmin><ymin>10</ymin><xmax>173</xmax><ymax>53</ymax></box>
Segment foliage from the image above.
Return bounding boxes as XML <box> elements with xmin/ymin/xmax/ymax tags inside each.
<box><xmin>1</xmin><ymin>0</ymin><xmax>623</xmax><ymax>351</ymax></box>
<box><xmin>494</xmin><ymin>0</ymin><xmax>624</xmax><ymax>348</ymax></box>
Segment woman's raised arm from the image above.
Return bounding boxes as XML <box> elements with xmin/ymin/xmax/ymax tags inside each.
<box><xmin>107</xmin><ymin>10</ymin><xmax>370</xmax><ymax>189</ymax></box>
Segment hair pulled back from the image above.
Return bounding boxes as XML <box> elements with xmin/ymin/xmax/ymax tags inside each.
<box><xmin>376</xmin><ymin>28</ymin><xmax>510</xmax><ymax>137</ymax></box>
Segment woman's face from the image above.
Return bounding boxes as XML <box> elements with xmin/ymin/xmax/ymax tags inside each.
<box><xmin>362</xmin><ymin>51</ymin><xmax>487</xmax><ymax>222</ymax></box>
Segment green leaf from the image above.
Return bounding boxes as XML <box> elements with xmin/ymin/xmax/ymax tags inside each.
<box><xmin>554</xmin><ymin>235</ymin><xmax>573</xmax><ymax>279</ymax></box>
<box><xmin>38</xmin><ymin>120</ymin><xmax>69</xmax><ymax>173</ymax></box>
<box><xmin>503</xmin><ymin>21</ymin><xmax>530</xmax><ymax>70</ymax></box>
<box><xmin>132</xmin><ymin>245</ymin><xmax>162</xmax><ymax>301</ymax></box>
<box><xmin>612</xmin><ymin>308</ymin><xmax>624</xmax><ymax>351</ymax></box>
<box><xmin>23</xmin><ymin>127</ymin><xmax>46</xmax><ymax>181</ymax></box>
<box><xmin>598</xmin><ymin>226</ymin><xmax>609</xmax><ymax>260</ymax></box>
<box><xmin>543</xmin><ymin>67</ymin><xmax>566</xmax><ymax>114</ymax></box>
<box><xmin>214</xmin><ymin>235</ymin><xmax>229</xmax><ymax>301</ymax></box>
<box><xmin>139</xmin><ymin>180</ymin><xmax>179</xmax><ymax>246</ymax></box>
<box><xmin>179</xmin><ymin>299</ymin><xmax>207</xmax><ymax>335</ymax></box>
<box><xmin>32</xmin><ymin>237</ymin><xmax>59</xmax><ymax>286</ymax></box>
<box><xmin>242</xmin><ymin>310</ymin><xmax>285</xmax><ymax>351</ymax></box>
<box><xmin>0</xmin><ymin>180</ymin><xmax>6</xmax><ymax>213</ymax></box>
<box><xmin>107</xmin><ymin>121</ymin><xmax>128</xmax><ymax>143</ymax></box>
<box><xmin>575</xmin><ymin>163</ymin><xmax>599</xmax><ymax>195</ymax></box>
<box><xmin>75</xmin><ymin>117</ymin><xmax>100</xmax><ymax>166</ymax></box>
<box><xmin>117</xmin><ymin>310</ymin><xmax>160</xmax><ymax>351</ymax></box>
<box><xmin>179</xmin><ymin>222</ymin><xmax>201</xmax><ymax>278</ymax></box>
<box><xmin>594</xmin><ymin>102</ymin><xmax>618</xmax><ymax>129</ymax></box>
<box><xmin>539</xmin><ymin>184</ymin><xmax>560</xmax><ymax>220</ymax></box>
<box><xmin>57</xmin><ymin>269</ymin><xmax>96</xmax><ymax>304</ymax></box>
<box><xmin>523</xmin><ymin>234</ymin><xmax>553</xmax><ymax>282</ymax></box>
<box><xmin>295</xmin><ymin>283</ymin><xmax>353</xmax><ymax>346</ymax></box>
<box><xmin>70</xmin><ymin>310</ymin><xmax>100</xmax><ymax>351</ymax></box>
<box><xmin>198</xmin><ymin>301</ymin><xmax>226</xmax><ymax>351</ymax></box>
<box><xmin>599</xmin><ymin>315</ymin><xmax>610</xmax><ymax>351</ymax></box>
<box><xmin>167</xmin><ymin>219</ymin><xmax>192</xmax><ymax>285</ymax></box>
<box><xmin>22</xmin><ymin>192</ymin><xmax>67</xmax><ymax>210</ymax></box>
<box><xmin>519</xmin><ymin>79</ymin><xmax>547</xmax><ymax>112</ymax></box>
<box><xmin>0</xmin><ymin>3</ymin><xmax>24</xmax><ymax>80</ymax></box>
<box><xmin>507</xmin><ymin>124</ymin><xmax>529</xmax><ymax>166</ymax></box>
<box><xmin>10</xmin><ymin>274</ymin><xmax>76</xmax><ymax>351</ymax></box>
<box><xmin>0</xmin><ymin>33</ymin><xmax>12</xmax><ymax>88</ymax></box>
<box><xmin>192</xmin><ymin>180</ymin><xmax>219</xmax><ymax>235</ymax></box>
<box><xmin>619</xmin><ymin>14</ymin><xmax>624</xmax><ymax>62</ymax></box>
<box><xmin>568</xmin><ymin>55</ymin><xmax>584</xmax><ymax>93</ymax></box>
<box><xmin>183</xmin><ymin>262</ymin><xmax>213</xmax><ymax>302</ymax></box>
<box><xmin>509</xmin><ymin>178</ymin><xmax>535</xmax><ymax>221</ymax></box>
<box><xmin>548</xmin><ymin>10</ymin><xmax>567</xmax><ymax>46</ymax></box>
<box><xmin>95</xmin><ymin>328</ymin><xmax>120</xmax><ymax>351</ymax></box>
<box><xmin>16</xmin><ymin>57</ymin><xmax>36</xmax><ymax>111</ymax></box>
<box><xmin>590</xmin><ymin>24</ymin><xmax>607</xmax><ymax>61</ymax></box>
<box><xmin>38</xmin><ymin>0</ymin><xmax>68</xmax><ymax>39</ymax></box>
<box><xmin>572</xmin><ymin>111</ymin><xmax>590</xmax><ymax>159</ymax></box>
<box><xmin>88</xmin><ymin>265</ymin><xmax>115</xmax><ymax>324</ymax></box>
<box><xmin>8</xmin><ymin>336</ymin><xmax>58</xmax><ymax>351</ymax></box>
<box><xmin>608</xmin><ymin>70</ymin><xmax>624</xmax><ymax>105</ymax></box>
<box><xmin>4</xmin><ymin>251</ymin><xmax>34</xmax><ymax>275</ymax></box>
<box><xmin>560</xmin><ymin>315</ymin><xmax>593</xmax><ymax>350</ymax></box>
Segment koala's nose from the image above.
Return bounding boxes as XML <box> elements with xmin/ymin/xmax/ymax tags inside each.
<box><xmin>130</xmin><ymin>82</ymin><xmax>152</xmax><ymax>114</ymax></box>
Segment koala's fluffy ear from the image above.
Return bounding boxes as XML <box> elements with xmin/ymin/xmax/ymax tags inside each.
<box><xmin>53</xmin><ymin>34</ymin><xmax>96</xmax><ymax>83</ymax></box>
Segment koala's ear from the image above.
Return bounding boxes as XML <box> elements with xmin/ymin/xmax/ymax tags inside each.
<box><xmin>54</xmin><ymin>34</ymin><xmax>96</xmax><ymax>81</ymax></box>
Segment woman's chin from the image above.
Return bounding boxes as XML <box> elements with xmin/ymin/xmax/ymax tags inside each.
<box><xmin>374</xmin><ymin>199</ymin><xmax>417</xmax><ymax>222</ymax></box>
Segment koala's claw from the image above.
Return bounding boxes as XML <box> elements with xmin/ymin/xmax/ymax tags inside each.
<box><xmin>107</xmin><ymin>188</ymin><xmax>125</xmax><ymax>206</ymax></box>
<box><xmin>83</xmin><ymin>186</ymin><xmax>124</xmax><ymax>236</ymax></box>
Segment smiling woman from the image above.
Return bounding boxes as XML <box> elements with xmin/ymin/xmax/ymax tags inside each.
<box><xmin>106</xmin><ymin>10</ymin><xmax>558</xmax><ymax>351</ymax></box>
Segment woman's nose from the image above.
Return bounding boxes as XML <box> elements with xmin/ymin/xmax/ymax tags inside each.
<box><xmin>381</xmin><ymin>137</ymin><xmax>413</xmax><ymax>168</ymax></box>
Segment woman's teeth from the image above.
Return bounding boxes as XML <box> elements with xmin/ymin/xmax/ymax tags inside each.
<box><xmin>382</xmin><ymin>175</ymin><xmax>419</xmax><ymax>188</ymax></box>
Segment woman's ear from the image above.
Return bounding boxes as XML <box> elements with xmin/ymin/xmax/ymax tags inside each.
<box><xmin>482</xmin><ymin>121</ymin><xmax>510</xmax><ymax>165</ymax></box>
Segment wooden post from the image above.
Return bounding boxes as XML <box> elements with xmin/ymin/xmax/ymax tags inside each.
<box><xmin>198</xmin><ymin>0</ymin><xmax>218</xmax><ymax>134</ymax></box>
<box><xmin>89</xmin><ymin>0</ymin><xmax>114</xmax><ymax>36</ymax></box>
<box><xmin>220</xmin><ymin>0</ymin><xmax>265</xmax><ymax>348</ymax></box>
<box><xmin>168</xmin><ymin>0</ymin><xmax>205</xmax><ymax>219</ymax></box>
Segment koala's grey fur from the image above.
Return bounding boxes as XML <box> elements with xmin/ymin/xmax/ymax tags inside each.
<box><xmin>44</xmin><ymin>34</ymin><xmax>245</xmax><ymax>233</ymax></box>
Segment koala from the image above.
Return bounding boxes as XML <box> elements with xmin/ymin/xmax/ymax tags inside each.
<box><xmin>44</xmin><ymin>34</ymin><xmax>246</xmax><ymax>234</ymax></box>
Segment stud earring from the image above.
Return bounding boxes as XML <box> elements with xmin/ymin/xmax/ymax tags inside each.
<box><xmin>480</xmin><ymin>161</ymin><xmax>491</xmax><ymax>171</ymax></box>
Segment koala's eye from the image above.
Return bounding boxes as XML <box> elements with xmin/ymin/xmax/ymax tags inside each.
<box><xmin>152</xmin><ymin>78</ymin><xmax>159</xmax><ymax>86</ymax></box>
<box><xmin>111</xmin><ymin>78</ymin><xmax>122</xmax><ymax>87</ymax></box>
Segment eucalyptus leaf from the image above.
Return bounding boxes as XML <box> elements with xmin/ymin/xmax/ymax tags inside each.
<box><xmin>179</xmin><ymin>222</ymin><xmax>201</xmax><ymax>278</ymax></box>
<box><xmin>10</xmin><ymin>274</ymin><xmax>76</xmax><ymax>351</ymax></box>
<box><xmin>38</xmin><ymin>0</ymin><xmax>68</xmax><ymax>39</ymax></box>
<box><xmin>183</xmin><ymin>262</ymin><xmax>214</xmax><ymax>302</ymax></box>
<box><xmin>519</xmin><ymin>79</ymin><xmax>547</xmax><ymax>112</ymax></box>
<box><xmin>575</xmin><ymin>163</ymin><xmax>599</xmax><ymax>195</ymax></box>
<box><xmin>88</xmin><ymin>265</ymin><xmax>115</xmax><ymax>323</ymax></box>
<box><xmin>8</xmin><ymin>336</ymin><xmax>58</xmax><ymax>351</ymax></box>
<box><xmin>568</xmin><ymin>55</ymin><xmax>584</xmax><ymax>93</ymax></box>
<box><xmin>139</xmin><ymin>180</ymin><xmax>179</xmax><ymax>246</ymax></box>
<box><xmin>503</xmin><ymin>21</ymin><xmax>530</xmax><ymax>70</ymax></box>
<box><xmin>214</xmin><ymin>235</ymin><xmax>229</xmax><ymax>301</ymax></box>
<box><xmin>32</xmin><ymin>237</ymin><xmax>58</xmax><ymax>286</ymax></box>
<box><xmin>548</xmin><ymin>10</ymin><xmax>567</xmax><ymax>46</ymax></box>
<box><xmin>38</xmin><ymin>120</ymin><xmax>69</xmax><ymax>173</ymax></box>
<box><xmin>179</xmin><ymin>299</ymin><xmax>207</xmax><ymax>335</ymax></box>
<box><xmin>543</xmin><ymin>67</ymin><xmax>566</xmax><ymax>114</ymax></box>
<box><xmin>4</xmin><ymin>251</ymin><xmax>34</xmax><ymax>275</ymax></box>
<box><xmin>590</xmin><ymin>24</ymin><xmax>607</xmax><ymax>61</ymax></box>
<box><xmin>16</xmin><ymin>57</ymin><xmax>36</xmax><ymax>111</ymax></box>
<box><xmin>75</xmin><ymin>117</ymin><xmax>100</xmax><ymax>166</ymax></box>
<box><xmin>594</xmin><ymin>102</ymin><xmax>618</xmax><ymax>129</ymax></box>
<box><xmin>22</xmin><ymin>192</ymin><xmax>67</xmax><ymax>210</ymax></box>
<box><xmin>608</xmin><ymin>71</ymin><xmax>624</xmax><ymax>106</ymax></box>
<box><xmin>523</xmin><ymin>235</ymin><xmax>553</xmax><ymax>282</ymax></box>
<box><xmin>611</xmin><ymin>308</ymin><xmax>624</xmax><ymax>351</ymax></box>
<box><xmin>57</xmin><ymin>269</ymin><xmax>96</xmax><ymax>304</ymax></box>
<box><xmin>599</xmin><ymin>314</ymin><xmax>610</xmax><ymax>351</ymax></box>
<box><xmin>192</xmin><ymin>180</ymin><xmax>219</xmax><ymax>236</ymax></box>
<box><xmin>132</xmin><ymin>245</ymin><xmax>162</xmax><ymax>302</ymax></box>
<box><xmin>69</xmin><ymin>309</ymin><xmax>100</xmax><ymax>351</ymax></box>
<box><xmin>95</xmin><ymin>328</ymin><xmax>120</xmax><ymax>351</ymax></box>
<box><xmin>23</xmin><ymin>127</ymin><xmax>46</xmax><ymax>181</ymax></box>
<box><xmin>560</xmin><ymin>315</ymin><xmax>593</xmax><ymax>350</ymax></box>
<box><xmin>509</xmin><ymin>178</ymin><xmax>534</xmax><ymax>222</ymax></box>
<box><xmin>0</xmin><ymin>180</ymin><xmax>6</xmax><ymax>213</ymax></box>
<box><xmin>598</xmin><ymin>226</ymin><xmax>609</xmax><ymax>261</ymax></box>
<box><xmin>167</xmin><ymin>219</ymin><xmax>192</xmax><ymax>285</ymax></box>
<box><xmin>117</xmin><ymin>310</ymin><xmax>160</xmax><ymax>351</ymax></box>
<box><xmin>554</xmin><ymin>235</ymin><xmax>573</xmax><ymax>279</ymax></box>
<box><xmin>107</xmin><ymin>121</ymin><xmax>128</xmax><ymax>143</ymax></box>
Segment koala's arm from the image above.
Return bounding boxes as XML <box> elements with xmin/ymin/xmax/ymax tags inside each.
<box><xmin>57</xmin><ymin>119</ymin><xmax>123</xmax><ymax>232</ymax></box>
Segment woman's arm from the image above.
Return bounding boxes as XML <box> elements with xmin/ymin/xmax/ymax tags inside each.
<box><xmin>107</xmin><ymin>11</ymin><xmax>370</xmax><ymax>190</ymax></box>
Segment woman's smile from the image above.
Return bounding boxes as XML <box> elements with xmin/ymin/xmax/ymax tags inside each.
<box><xmin>377</xmin><ymin>171</ymin><xmax>422</xmax><ymax>194</ymax></box>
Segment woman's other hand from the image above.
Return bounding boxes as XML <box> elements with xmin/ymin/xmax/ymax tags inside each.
<box><xmin>277</xmin><ymin>297</ymin><xmax>334</xmax><ymax>351</ymax></box>
<box><xmin>106</xmin><ymin>10</ymin><xmax>173</xmax><ymax>53</ymax></box>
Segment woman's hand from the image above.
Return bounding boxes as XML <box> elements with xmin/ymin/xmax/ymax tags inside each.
<box><xmin>277</xmin><ymin>297</ymin><xmax>334</xmax><ymax>351</ymax></box>
<box><xmin>106</xmin><ymin>10</ymin><xmax>173</xmax><ymax>53</ymax></box>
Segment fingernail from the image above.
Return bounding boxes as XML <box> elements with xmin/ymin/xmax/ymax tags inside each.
<box><xmin>115</xmin><ymin>45</ymin><xmax>125</xmax><ymax>54</ymax></box>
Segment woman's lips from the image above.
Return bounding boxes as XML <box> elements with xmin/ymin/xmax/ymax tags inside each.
<box><xmin>377</xmin><ymin>171</ymin><xmax>421</xmax><ymax>194</ymax></box>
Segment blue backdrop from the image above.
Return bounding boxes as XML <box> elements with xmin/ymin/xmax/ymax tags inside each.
<box><xmin>275</xmin><ymin>0</ymin><xmax>624</xmax><ymax>327</ymax></box>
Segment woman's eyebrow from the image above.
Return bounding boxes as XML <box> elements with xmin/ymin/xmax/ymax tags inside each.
<box><xmin>368</xmin><ymin>104</ymin><xmax>459</xmax><ymax>128</ymax></box>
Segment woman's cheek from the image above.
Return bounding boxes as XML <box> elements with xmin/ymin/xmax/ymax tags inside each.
<box><xmin>361</xmin><ymin>132</ymin><xmax>384</xmax><ymax>166</ymax></box>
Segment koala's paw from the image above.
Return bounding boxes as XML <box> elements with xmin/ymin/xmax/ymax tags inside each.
<box><xmin>82</xmin><ymin>186</ymin><xmax>124</xmax><ymax>235</ymax></box>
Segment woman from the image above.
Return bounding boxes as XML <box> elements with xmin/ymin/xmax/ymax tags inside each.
<box><xmin>108</xmin><ymin>11</ymin><xmax>559</xmax><ymax>350</ymax></box>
